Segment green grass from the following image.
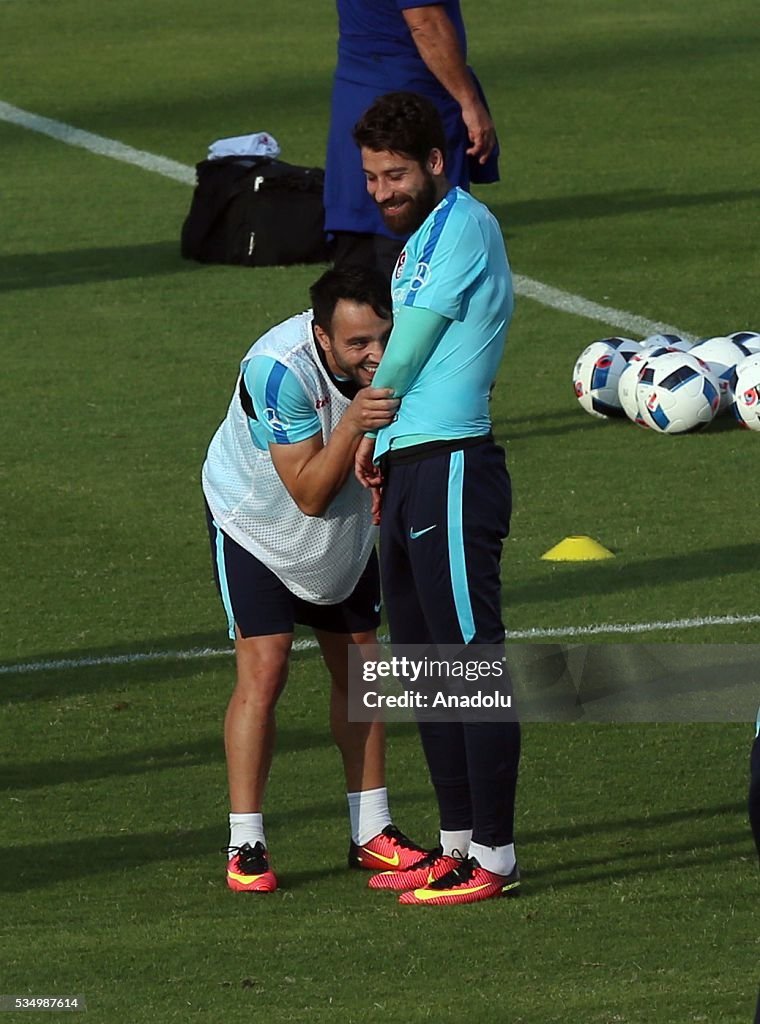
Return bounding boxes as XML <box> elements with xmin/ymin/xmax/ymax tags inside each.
<box><xmin>2</xmin><ymin>661</ymin><xmax>759</xmax><ymax>1023</ymax></box>
<box><xmin>1</xmin><ymin>0</ymin><xmax>759</xmax><ymax>1020</ymax></box>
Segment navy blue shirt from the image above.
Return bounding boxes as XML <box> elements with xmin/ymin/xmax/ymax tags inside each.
<box><xmin>325</xmin><ymin>0</ymin><xmax>497</xmax><ymax>236</ymax></box>
<box><xmin>337</xmin><ymin>0</ymin><xmax>466</xmax><ymax>77</ymax></box>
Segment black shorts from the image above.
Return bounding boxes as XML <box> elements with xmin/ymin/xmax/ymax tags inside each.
<box><xmin>378</xmin><ymin>437</ymin><xmax>510</xmax><ymax>647</ymax></box>
<box><xmin>205</xmin><ymin>503</ymin><xmax>381</xmax><ymax>639</ymax></box>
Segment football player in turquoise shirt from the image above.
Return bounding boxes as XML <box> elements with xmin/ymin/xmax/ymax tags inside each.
<box><xmin>352</xmin><ymin>91</ymin><xmax>521</xmax><ymax>906</ymax></box>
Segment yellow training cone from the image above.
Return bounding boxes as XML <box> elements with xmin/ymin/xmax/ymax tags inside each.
<box><xmin>541</xmin><ymin>536</ymin><xmax>615</xmax><ymax>561</ymax></box>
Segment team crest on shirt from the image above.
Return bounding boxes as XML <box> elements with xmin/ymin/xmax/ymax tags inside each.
<box><xmin>410</xmin><ymin>261</ymin><xmax>431</xmax><ymax>292</ymax></box>
<box><xmin>395</xmin><ymin>250</ymin><xmax>407</xmax><ymax>279</ymax></box>
<box><xmin>264</xmin><ymin>407</ymin><xmax>291</xmax><ymax>431</ymax></box>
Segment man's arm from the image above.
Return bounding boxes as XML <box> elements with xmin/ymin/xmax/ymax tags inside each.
<box><xmin>269</xmin><ymin>388</ymin><xmax>398</xmax><ymax>517</ymax></box>
<box><xmin>370</xmin><ymin>305</ymin><xmax>450</xmax><ymax>396</ymax></box>
<box><xmin>402</xmin><ymin>4</ymin><xmax>496</xmax><ymax>164</ymax></box>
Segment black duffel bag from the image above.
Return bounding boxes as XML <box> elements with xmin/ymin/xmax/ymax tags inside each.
<box><xmin>181</xmin><ymin>155</ymin><xmax>330</xmax><ymax>267</ymax></box>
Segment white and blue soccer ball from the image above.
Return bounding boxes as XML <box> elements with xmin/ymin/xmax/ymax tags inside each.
<box><xmin>689</xmin><ymin>336</ymin><xmax>752</xmax><ymax>412</ymax></box>
<box><xmin>727</xmin><ymin>331</ymin><xmax>760</xmax><ymax>354</ymax></box>
<box><xmin>641</xmin><ymin>333</ymin><xmax>692</xmax><ymax>353</ymax></box>
<box><xmin>635</xmin><ymin>351</ymin><xmax>720</xmax><ymax>434</ymax></box>
<box><xmin>731</xmin><ymin>353</ymin><xmax>760</xmax><ymax>431</ymax></box>
<box><xmin>617</xmin><ymin>342</ymin><xmax>685</xmax><ymax>425</ymax></box>
<box><xmin>617</xmin><ymin>359</ymin><xmax>646</xmax><ymax>424</ymax></box>
<box><xmin>572</xmin><ymin>337</ymin><xmax>642</xmax><ymax>418</ymax></box>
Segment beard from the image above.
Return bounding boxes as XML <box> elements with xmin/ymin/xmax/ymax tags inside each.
<box><xmin>378</xmin><ymin>174</ymin><xmax>438</xmax><ymax>236</ymax></box>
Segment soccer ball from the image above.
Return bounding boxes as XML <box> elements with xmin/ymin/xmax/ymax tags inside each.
<box><xmin>572</xmin><ymin>337</ymin><xmax>641</xmax><ymax>418</ymax></box>
<box><xmin>617</xmin><ymin>343</ymin><xmax>683</xmax><ymax>425</ymax></box>
<box><xmin>635</xmin><ymin>351</ymin><xmax>720</xmax><ymax>434</ymax></box>
<box><xmin>731</xmin><ymin>353</ymin><xmax>760</xmax><ymax>431</ymax></box>
<box><xmin>641</xmin><ymin>333</ymin><xmax>692</xmax><ymax>352</ymax></box>
<box><xmin>617</xmin><ymin>360</ymin><xmax>646</xmax><ymax>423</ymax></box>
<box><xmin>728</xmin><ymin>331</ymin><xmax>760</xmax><ymax>354</ymax></box>
<box><xmin>689</xmin><ymin>336</ymin><xmax>752</xmax><ymax>412</ymax></box>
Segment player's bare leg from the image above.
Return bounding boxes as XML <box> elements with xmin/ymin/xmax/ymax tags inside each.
<box><xmin>225</xmin><ymin>629</ymin><xmax>292</xmax><ymax>811</ymax></box>
<box><xmin>315</xmin><ymin>628</ymin><xmax>428</xmax><ymax>872</ymax></box>
<box><xmin>315</xmin><ymin>628</ymin><xmax>385</xmax><ymax>792</ymax></box>
<box><xmin>223</xmin><ymin>629</ymin><xmax>291</xmax><ymax>892</ymax></box>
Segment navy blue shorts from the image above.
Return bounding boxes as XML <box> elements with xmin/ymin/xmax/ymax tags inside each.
<box><xmin>378</xmin><ymin>437</ymin><xmax>510</xmax><ymax>647</ymax></box>
<box><xmin>205</xmin><ymin>503</ymin><xmax>381</xmax><ymax>639</ymax></box>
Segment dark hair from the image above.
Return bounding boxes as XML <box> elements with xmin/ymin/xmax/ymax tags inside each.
<box><xmin>352</xmin><ymin>91</ymin><xmax>446</xmax><ymax>167</ymax></box>
<box><xmin>309</xmin><ymin>264</ymin><xmax>392</xmax><ymax>335</ymax></box>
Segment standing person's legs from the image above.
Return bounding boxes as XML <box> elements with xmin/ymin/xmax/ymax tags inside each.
<box><xmin>454</xmin><ymin>443</ymin><xmax>520</xmax><ymax>876</ymax></box>
<box><xmin>226</xmin><ymin>630</ymin><xmax>292</xmax><ymax>817</ymax></box>
<box><xmin>207</xmin><ymin>508</ymin><xmax>299</xmax><ymax>891</ymax></box>
<box><xmin>223</xmin><ymin>629</ymin><xmax>291</xmax><ymax>891</ymax></box>
<box><xmin>380</xmin><ymin>456</ymin><xmax>472</xmax><ymax>844</ymax></box>
<box><xmin>749</xmin><ymin>718</ymin><xmax>760</xmax><ymax>862</ymax></box>
<box><xmin>412</xmin><ymin>721</ymin><xmax>472</xmax><ymax>851</ymax></box>
<box><xmin>369</xmin><ymin>461</ymin><xmax>472</xmax><ymax>890</ymax></box>
<box><xmin>463</xmin><ymin>720</ymin><xmax>521</xmax><ymax>872</ymax></box>
<box><xmin>316</xmin><ymin>626</ymin><xmax>425</xmax><ymax>868</ymax></box>
<box><xmin>331</xmin><ymin>232</ymin><xmax>404</xmax><ymax>279</ymax></box>
<box><xmin>316</xmin><ymin>628</ymin><xmax>385</xmax><ymax>795</ymax></box>
<box><xmin>382</xmin><ymin>444</ymin><xmax>521</xmax><ymax>900</ymax></box>
<box><xmin>299</xmin><ymin>553</ymin><xmax>429</xmax><ymax>872</ymax></box>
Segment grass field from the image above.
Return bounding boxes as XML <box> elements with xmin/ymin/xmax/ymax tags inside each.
<box><xmin>1</xmin><ymin>0</ymin><xmax>759</xmax><ymax>1021</ymax></box>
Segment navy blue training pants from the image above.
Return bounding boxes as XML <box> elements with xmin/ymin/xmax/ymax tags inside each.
<box><xmin>379</xmin><ymin>438</ymin><xmax>520</xmax><ymax>847</ymax></box>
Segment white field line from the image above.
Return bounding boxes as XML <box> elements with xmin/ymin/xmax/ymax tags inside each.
<box><xmin>1</xmin><ymin>100</ymin><xmax>697</xmax><ymax>340</ymax></box>
<box><xmin>3</xmin><ymin>613</ymin><xmax>760</xmax><ymax>677</ymax></box>
<box><xmin>512</xmin><ymin>274</ymin><xmax>698</xmax><ymax>343</ymax></box>
<box><xmin>0</xmin><ymin>100</ymin><xmax>196</xmax><ymax>185</ymax></box>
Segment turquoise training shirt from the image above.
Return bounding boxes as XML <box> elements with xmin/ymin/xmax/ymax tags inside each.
<box><xmin>372</xmin><ymin>187</ymin><xmax>513</xmax><ymax>460</ymax></box>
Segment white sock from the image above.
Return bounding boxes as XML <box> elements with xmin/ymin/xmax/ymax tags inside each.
<box><xmin>228</xmin><ymin>812</ymin><xmax>266</xmax><ymax>851</ymax></box>
<box><xmin>469</xmin><ymin>840</ymin><xmax>516</xmax><ymax>876</ymax></box>
<box><xmin>347</xmin><ymin>787</ymin><xmax>391</xmax><ymax>845</ymax></box>
<box><xmin>440</xmin><ymin>829</ymin><xmax>472</xmax><ymax>858</ymax></box>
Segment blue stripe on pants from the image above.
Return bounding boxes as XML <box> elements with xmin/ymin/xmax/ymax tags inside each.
<box><xmin>446</xmin><ymin>450</ymin><xmax>476</xmax><ymax>644</ymax></box>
